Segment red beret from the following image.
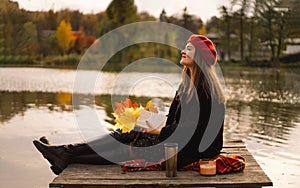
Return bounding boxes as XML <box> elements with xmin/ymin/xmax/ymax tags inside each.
<box><xmin>187</xmin><ymin>34</ymin><xmax>217</xmax><ymax>66</ymax></box>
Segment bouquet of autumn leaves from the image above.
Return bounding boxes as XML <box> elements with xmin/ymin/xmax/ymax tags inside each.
<box><xmin>112</xmin><ymin>98</ymin><xmax>157</xmax><ymax>133</ymax></box>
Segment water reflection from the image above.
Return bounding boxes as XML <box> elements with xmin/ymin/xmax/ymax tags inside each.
<box><xmin>223</xmin><ymin>67</ymin><xmax>300</xmax><ymax>104</ymax></box>
<box><xmin>0</xmin><ymin>91</ymin><xmax>171</xmax><ymax>127</ymax></box>
<box><xmin>0</xmin><ymin>91</ymin><xmax>72</xmax><ymax>123</ymax></box>
<box><xmin>0</xmin><ymin>67</ymin><xmax>300</xmax><ymax>144</ymax></box>
<box><xmin>1</xmin><ymin>67</ymin><xmax>299</xmax><ymax>188</ymax></box>
<box><xmin>222</xmin><ymin>67</ymin><xmax>300</xmax><ymax>145</ymax></box>
<box><xmin>0</xmin><ymin>89</ymin><xmax>299</xmax><ymax>145</ymax></box>
<box><xmin>225</xmin><ymin>100</ymin><xmax>299</xmax><ymax>145</ymax></box>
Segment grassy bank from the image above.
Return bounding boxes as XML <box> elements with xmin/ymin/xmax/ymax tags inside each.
<box><xmin>0</xmin><ymin>54</ymin><xmax>81</xmax><ymax>69</ymax></box>
<box><xmin>1</xmin><ymin>56</ymin><xmax>300</xmax><ymax>71</ymax></box>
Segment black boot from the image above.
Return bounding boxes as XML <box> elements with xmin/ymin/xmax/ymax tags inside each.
<box><xmin>33</xmin><ymin>140</ymin><xmax>71</xmax><ymax>175</ymax></box>
<box><xmin>38</xmin><ymin>137</ymin><xmax>63</xmax><ymax>174</ymax></box>
<box><xmin>39</xmin><ymin>136</ymin><xmax>50</xmax><ymax>145</ymax></box>
<box><xmin>38</xmin><ymin>136</ymin><xmax>95</xmax><ymax>155</ymax></box>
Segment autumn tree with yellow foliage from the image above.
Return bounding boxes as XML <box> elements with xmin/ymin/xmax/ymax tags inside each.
<box><xmin>56</xmin><ymin>20</ymin><xmax>76</xmax><ymax>55</ymax></box>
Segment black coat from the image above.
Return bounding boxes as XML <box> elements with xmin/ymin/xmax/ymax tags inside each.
<box><xmin>112</xmin><ymin>86</ymin><xmax>224</xmax><ymax>168</ymax></box>
<box><xmin>158</xmin><ymin>86</ymin><xmax>224</xmax><ymax>168</ymax></box>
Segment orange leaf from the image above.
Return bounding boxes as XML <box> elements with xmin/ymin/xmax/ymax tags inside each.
<box><xmin>132</xmin><ymin>102</ymin><xmax>139</xmax><ymax>109</ymax></box>
<box><xmin>126</xmin><ymin>98</ymin><xmax>132</xmax><ymax>108</ymax></box>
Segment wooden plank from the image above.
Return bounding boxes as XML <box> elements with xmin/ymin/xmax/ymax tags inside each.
<box><xmin>50</xmin><ymin>167</ymin><xmax>272</xmax><ymax>188</ymax></box>
<box><xmin>223</xmin><ymin>140</ymin><xmax>247</xmax><ymax>148</ymax></box>
<box><xmin>49</xmin><ymin>141</ymin><xmax>273</xmax><ymax>188</ymax></box>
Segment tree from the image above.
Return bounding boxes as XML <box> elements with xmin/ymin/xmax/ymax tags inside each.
<box><xmin>56</xmin><ymin>9</ymin><xmax>71</xmax><ymax>24</ymax></box>
<box><xmin>70</xmin><ymin>10</ymin><xmax>82</xmax><ymax>31</ymax></box>
<box><xmin>47</xmin><ymin>10</ymin><xmax>57</xmax><ymax>30</ymax></box>
<box><xmin>181</xmin><ymin>7</ymin><xmax>202</xmax><ymax>34</ymax></box>
<box><xmin>1</xmin><ymin>0</ymin><xmax>28</xmax><ymax>55</ymax></box>
<box><xmin>56</xmin><ymin>20</ymin><xmax>76</xmax><ymax>55</ymax></box>
<box><xmin>80</xmin><ymin>13</ymin><xmax>99</xmax><ymax>36</ymax></box>
<box><xmin>106</xmin><ymin>0</ymin><xmax>138</xmax><ymax>27</ymax></box>
<box><xmin>219</xmin><ymin>6</ymin><xmax>232</xmax><ymax>60</ymax></box>
<box><xmin>256</xmin><ymin>0</ymin><xmax>288</xmax><ymax>64</ymax></box>
<box><xmin>138</xmin><ymin>11</ymin><xmax>156</xmax><ymax>21</ymax></box>
<box><xmin>20</xmin><ymin>22</ymin><xmax>38</xmax><ymax>56</ymax></box>
<box><xmin>286</xmin><ymin>0</ymin><xmax>300</xmax><ymax>38</ymax></box>
<box><xmin>230</xmin><ymin>0</ymin><xmax>254</xmax><ymax>63</ymax></box>
<box><xmin>97</xmin><ymin>11</ymin><xmax>116</xmax><ymax>36</ymax></box>
<box><xmin>104</xmin><ymin>0</ymin><xmax>138</xmax><ymax>65</ymax></box>
<box><xmin>206</xmin><ymin>16</ymin><xmax>222</xmax><ymax>34</ymax></box>
<box><xmin>0</xmin><ymin>21</ymin><xmax>4</xmax><ymax>61</ymax></box>
<box><xmin>159</xmin><ymin>9</ymin><xmax>167</xmax><ymax>22</ymax></box>
<box><xmin>247</xmin><ymin>0</ymin><xmax>260</xmax><ymax>61</ymax></box>
<box><xmin>73</xmin><ymin>30</ymin><xmax>86</xmax><ymax>54</ymax></box>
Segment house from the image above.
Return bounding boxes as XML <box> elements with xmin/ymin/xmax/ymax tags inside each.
<box><xmin>284</xmin><ymin>38</ymin><xmax>300</xmax><ymax>54</ymax></box>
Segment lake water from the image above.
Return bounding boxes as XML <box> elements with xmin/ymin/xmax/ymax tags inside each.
<box><xmin>0</xmin><ymin>67</ymin><xmax>299</xmax><ymax>187</ymax></box>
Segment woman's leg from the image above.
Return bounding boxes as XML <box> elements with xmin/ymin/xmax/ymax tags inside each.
<box><xmin>33</xmin><ymin>140</ymin><xmax>71</xmax><ymax>175</ymax></box>
<box><xmin>39</xmin><ymin>129</ymin><xmax>136</xmax><ymax>155</ymax></box>
<box><xmin>33</xmin><ymin>139</ymin><xmax>133</xmax><ymax>174</ymax></box>
<box><xmin>38</xmin><ymin>135</ymin><xmax>115</xmax><ymax>156</ymax></box>
<box><xmin>33</xmin><ymin>130</ymin><xmax>136</xmax><ymax>174</ymax></box>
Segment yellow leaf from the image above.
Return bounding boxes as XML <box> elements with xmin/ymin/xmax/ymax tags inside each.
<box><xmin>113</xmin><ymin>108</ymin><xmax>139</xmax><ymax>133</ymax></box>
<box><xmin>145</xmin><ymin>100</ymin><xmax>157</xmax><ymax>113</ymax></box>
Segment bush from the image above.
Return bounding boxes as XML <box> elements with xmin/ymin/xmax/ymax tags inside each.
<box><xmin>280</xmin><ymin>53</ymin><xmax>300</xmax><ymax>64</ymax></box>
<box><xmin>44</xmin><ymin>54</ymin><xmax>81</xmax><ymax>66</ymax></box>
<box><xmin>0</xmin><ymin>54</ymin><xmax>36</xmax><ymax>65</ymax></box>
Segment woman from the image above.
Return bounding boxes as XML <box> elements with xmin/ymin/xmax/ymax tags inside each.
<box><xmin>33</xmin><ymin>34</ymin><xmax>226</xmax><ymax>175</ymax></box>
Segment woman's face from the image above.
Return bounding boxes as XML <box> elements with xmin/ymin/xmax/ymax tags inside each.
<box><xmin>180</xmin><ymin>42</ymin><xmax>196</xmax><ymax>67</ymax></box>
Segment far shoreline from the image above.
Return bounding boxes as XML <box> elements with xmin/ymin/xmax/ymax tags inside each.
<box><xmin>1</xmin><ymin>61</ymin><xmax>299</xmax><ymax>72</ymax></box>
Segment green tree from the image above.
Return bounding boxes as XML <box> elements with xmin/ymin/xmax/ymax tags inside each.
<box><xmin>70</xmin><ymin>10</ymin><xmax>82</xmax><ymax>31</ymax></box>
<box><xmin>219</xmin><ymin>6</ymin><xmax>232</xmax><ymax>60</ymax></box>
<box><xmin>80</xmin><ymin>13</ymin><xmax>99</xmax><ymax>36</ymax></box>
<box><xmin>206</xmin><ymin>16</ymin><xmax>222</xmax><ymax>34</ymax></box>
<box><xmin>247</xmin><ymin>0</ymin><xmax>261</xmax><ymax>61</ymax></box>
<box><xmin>0</xmin><ymin>22</ymin><xmax>4</xmax><ymax>62</ymax></box>
<box><xmin>98</xmin><ymin>12</ymin><xmax>114</xmax><ymax>36</ymax></box>
<box><xmin>1</xmin><ymin>0</ymin><xmax>28</xmax><ymax>56</ymax></box>
<box><xmin>257</xmin><ymin>0</ymin><xmax>283</xmax><ymax>63</ymax></box>
<box><xmin>56</xmin><ymin>20</ymin><xmax>75</xmax><ymax>55</ymax></box>
<box><xmin>20</xmin><ymin>22</ymin><xmax>38</xmax><ymax>56</ymax></box>
<box><xmin>180</xmin><ymin>7</ymin><xmax>203</xmax><ymax>34</ymax></box>
<box><xmin>47</xmin><ymin>10</ymin><xmax>57</xmax><ymax>30</ymax></box>
<box><xmin>138</xmin><ymin>12</ymin><xmax>156</xmax><ymax>21</ymax></box>
<box><xmin>32</xmin><ymin>12</ymin><xmax>48</xmax><ymax>57</ymax></box>
<box><xmin>103</xmin><ymin>0</ymin><xmax>138</xmax><ymax>65</ymax></box>
<box><xmin>106</xmin><ymin>0</ymin><xmax>138</xmax><ymax>27</ymax></box>
<box><xmin>230</xmin><ymin>0</ymin><xmax>253</xmax><ymax>63</ymax></box>
<box><xmin>286</xmin><ymin>0</ymin><xmax>300</xmax><ymax>38</ymax></box>
<box><xmin>56</xmin><ymin>9</ymin><xmax>71</xmax><ymax>24</ymax></box>
<box><xmin>159</xmin><ymin>9</ymin><xmax>167</xmax><ymax>22</ymax></box>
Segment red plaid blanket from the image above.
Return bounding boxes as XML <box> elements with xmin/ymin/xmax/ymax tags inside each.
<box><xmin>122</xmin><ymin>155</ymin><xmax>245</xmax><ymax>174</ymax></box>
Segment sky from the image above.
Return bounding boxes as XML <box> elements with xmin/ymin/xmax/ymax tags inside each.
<box><xmin>11</xmin><ymin>0</ymin><xmax>231</xmax><ymax>22</ymax></box>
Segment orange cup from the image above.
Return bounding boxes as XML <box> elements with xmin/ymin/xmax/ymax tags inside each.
<box><xmin>199</xmin><ymin>158</ymin><xmax>216</xmax><ymax>176</ymax></box>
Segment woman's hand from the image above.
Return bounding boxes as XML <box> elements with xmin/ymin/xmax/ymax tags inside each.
<box><xmin>140</xmin><ymin>121</ymin><xmax>161</xmax><ymax>135</ymax></box>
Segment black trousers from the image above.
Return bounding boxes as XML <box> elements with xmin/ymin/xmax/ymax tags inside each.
<box><xmin>68</xmin><ymin>130</ymin><xmax>138</xmax><ymax>165</ymax></box>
